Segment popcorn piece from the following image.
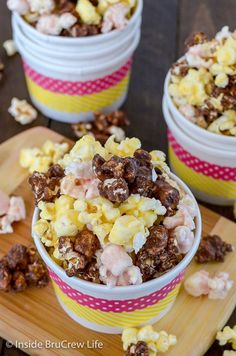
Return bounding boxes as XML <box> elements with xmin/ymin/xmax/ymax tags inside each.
<box><xmin>184</xmin><ymin>270</ymin><xmax>233</xmax><ymax>299</ymax></box>
<box><xmin>152</xmin><ymin>178</ymin><xmax>180</xmax><ymax>212</ymax></box>
<box><xmin>28</xmin><ymin>0</ymin><xmax>55</xmax><ymax>15</ymax></box>
<box><xmin>122</xmin><ymin>325</ymin><xmax>177</xmax><ymax>355</ymax></box>
<box><xmin>65</xmin><ymin>161</ymin><xmax>95</xmax><ymax>180</ymax></box>
<box><xmin>59</xmin><ymin>12</ymin><xmax>77</xmax><ymax>30</ymax></box>
<box><xmin>7</xmin><ymin>0</ymin><xmax>30</xmax><ymax>15</ymax></box>
<box><xmin>98</xmin><ymin>178</ymin><xmax>129</xmax><ymax>203</ymax></box>
<box><xmin>102</xmin><ymin>3</ymin><xmax>129</xmax><ymax>33</ymax></box>
<box><xmin>216</xmin><ymin>325</ymin><xmax>236</xmax><ymax>350</ymax></box>
<box><xmin>8</xmin><ymin>98</ymin><xmax>37</xmax><ymax>125</ymax></box>
<box><xmin>0</xmin><ymin>190</ymin><xmax>10</xmax><ymax>216</ymax></box>
<box><xmin>7</xmin><ymin>196</ymin><xmax>26</xmax><ymax>222</ymax></box>
<box><xmin>105</xmin><ymin>135</ymin><xmax>141</xmax><ymax>157</ymax></box>
<box><xmin>36</xmin><ymin>14</ymin><xmax>62</xmax><ymax>35</ymax></box>
<box><xmin>3</xmin><ymin>40</ymin><xmax>17</xmax><ymax>56</ymax></box>
<box><xmin>74</xmin><ymin>229</ymin><xmax>100</xmax><ymax>259</ymax></box>
<box><xmin>76</xmin><ymin>0</ymin><xmax>101</xmax><ymax>25</ymax></box>
<box><xmin>163</xmin><ymin>208</ymin><xmax>195</xmax><ymax>231</ymax></box>
<box><xmin>195</xmin><ymin>234</ymin><xmax>233</xmax><ymax>263</ymax></box>
<box><xmin>172</xmin><ymin>226</ymin><xmax>194</xmax><ymax>254</ymax></box>
<box><xmin>208</xmin><ymin>110</ymin><xmax>236</xmax><ymax>136</ymax></box>
<box><xmin>184</xmin><ymin>270</ymin><xmax>210</xmax><ymax>297</ymax></box>
<box><xmin>98</xmin><ymin>244</ymin><xmax>142</xmax><ymax>287</ymax></box>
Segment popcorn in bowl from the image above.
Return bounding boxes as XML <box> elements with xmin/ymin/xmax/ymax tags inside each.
<box><xmin>7</xmin><ymin>0</ymin><xmax>138</xmax><ymax>36</ymax></box>
<box><xmin>169</xmin><ymin>27</ymin><xmax>236</xmax><ymax>136</ymax></box>
<box><xmin>30</xmin><ymin>135</ymin><xmax>198</xmax><ymax>287</ymax></box>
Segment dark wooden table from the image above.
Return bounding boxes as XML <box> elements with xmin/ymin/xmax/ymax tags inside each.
<box><xmin>0</xmin><ymin>1</ymin><xmax>235</xmax><ymax>355</ymax></box>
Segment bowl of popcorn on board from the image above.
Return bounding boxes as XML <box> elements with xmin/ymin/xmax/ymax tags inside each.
<box><xmin>8</xmin><ymin>0</ymin><xmax>142</xmax><ymax>123</ymax></box>
<box><xmin>30</xmin><ymin>134</ymin><xmax>201</xmax><ymax>334</ymax></box>
<box><xmin>163</xmin><ymin>27</ymin><xmax>236</xmax><ymax>206</ymax></box>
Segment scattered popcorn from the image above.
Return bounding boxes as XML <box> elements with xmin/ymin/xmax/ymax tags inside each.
<box><xmin>8</xmin><ymin>97</ymin><xmax>37</xmax><ymax>125</ymax></box>
<box><xmin>0</xmin><ymin>191</ymin><xmax>26</xmax><ymax>234</ymax></box>
<box><xmin>20</xmin><ymin>140</ymin><xmax>69</xmax><ymax>174</ymax></box>
<box><xmin>216</xmin><ymin>325</ymin><xmax>236</xmax><ymax>350</ymax></box>
<box><xmin>169</xmin><ymin>27</ymin><xmax>236</xmax><ymax>136</ymax></box>
<box><xmin>122</xmin><ymin>325</ymin><xmax>177</xmax><ymax>355</ymax></box>
<box><xmin>3</xmin><ymin>40</ymin><xmax>17</xmax><ymax>56</ymax></box>
<box><xmin>184</xmin><ymin>270</ymin><xmax>233</xmax><ymax>299</ymax></box>
<box><xmin>30</xmin><ymin>135</ymin><xmax>197</xmax><ymax>286</ymax></box>
<box><xmin>195</xmin><ymin>234</ymin><xmax>233</xmax><ymax>264</ymax></box>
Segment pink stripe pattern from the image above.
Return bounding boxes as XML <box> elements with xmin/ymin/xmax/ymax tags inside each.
<box><xmin>49</xmin><ymin>269</ymin><xmax>185</xmax><ymax>313</ymax></box>
<box><xmin>168</xmin><ymin>130</ymin><xmax>236</xmax><ymax>182</ymax></box>
<box><xmin>23</xmin><ymin>59</ymin><xmax>132</xmax><ymax>96</ymax></box>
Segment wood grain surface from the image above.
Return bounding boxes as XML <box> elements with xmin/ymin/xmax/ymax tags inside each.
<box><xmin>0</xmin><ymin>127</ymin><xmax>236</xmax><ymax>356</ymax></box>
<box><xmin>0</xmin><ymin>1</ymin><xmax>236</xmax><ymax>355</ymax></box>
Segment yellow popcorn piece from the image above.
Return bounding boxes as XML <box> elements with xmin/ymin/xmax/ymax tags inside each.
<box><xmin>216</xmin><ymin>38</ymin><xmax>236</xmax><ymax>66</ymax></box>
<box><xmin>105</xmin><ymin>135</ymin><xmax>141</xmax><ymax>157</ymax></box>
<box><xmin>98</xmin><ymin>0</ymin><xmax>136</xmax><ymax>15</ymax></box>
<box><xmin>60</xmin><ymin>135</ymin><xmax>107</xmax><ymax>167</ymax></box>
<box><xmin>109</xmin><ymin>215</ymin><xmax>149</xmax><ymax>249</ymax></box>
<box><xmin>122</xmin><ymin>328</ymin><xmax>138</xmax><ymax>351</ymax></box>
<box><xmin>93</xmin><ymin>223</ymin><xmax>113</xmax><ymax>245</ymax></box>
<box><xmin>76</xmin><ymin>0</ymin><xmax>101</xmax><ymax>25</ymax></box>
<box><xmin>177</xmin><ymin>68</ymin><xmax>212</xmax><ymax>106</ymax></box>
<box><xmin>38</xmin><ymin>201</ymin><xmax>56</xmax><ymax>221</ymax></box>
<box><xmin>33</xmin><ymin>219</ymin><xmax>57</xmax><ymax>247</ymax></box>
<box><xmin>54</xmin><ymin>210</ymin><xmax>83</xmax><ymax>237</ymax></box>
<box><xmin>216</xmin><ymin>325</ymin><xmax>236</xmax><ymax>350</ymax></box>
<box><xmin>150</xmin><ymin>150</ymin><xmax>169</xmax><ymax>173</ymax></box>
<box><xmin>209</xmin><ymin>94</ymin><xmax>223</xmax><ymax>111</ymax></box>
<box><xmin>215</xmin><ymin>73</ymin><xmax>229</xmax><ymax>88</ymax></box>
<box><xmin>55</xmin><ymin>195</ymin><xmax>75</xmax><ymax>217</ymax></box>
<box><xmin>19</xmin><ymin>140</ymin><xmax>69</xmax><ymax>174</ymax></box>
<box><xmin>208</xmin><ymin>110</ymin><xmax>236</xmax><ymax>136</ymax></box>
<box><xmin>122</xmin><ymin>326</ymin><xmax>177</xmax><ymax>355</ymax></box>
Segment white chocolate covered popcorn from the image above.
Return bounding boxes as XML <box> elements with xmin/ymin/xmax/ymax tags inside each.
<box><xmin>7</xmin><ymin>0</ymin><xmax>30</xmax><ymax>15</ymax></box>
<box><xmin>28</xmin><ymin>0</ymin><xmax>55</xmax><ymax>15</ymax></box>
<box><xmin>184</xmin><ymin>270</ymin><xmax>233</xmax><ymax>299</ymax></box>
<box><xmin>0</xmin><ymin>193</ymin><xmax>26</xmax><ymax>234</ymax></box>
<box><xmin>102</xmin><ymin>3</ymin><xmax>129</xmax><ymax>33</ymax></box>
<box><xmin>172</xmin><ymin>226</ymin><xmax>194</xmax><ymax>254</ymax></box>
<box><xmin>8</xmin><ymin>97</ymin><xmax>37</xmax><ymax>125</ymax></box>
<box><xmin>3</xmin><ymin>40</ymin><xmax>17</xmax><ymax>56</ymax></box>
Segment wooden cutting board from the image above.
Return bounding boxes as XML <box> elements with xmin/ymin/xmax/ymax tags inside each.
<box><xmin>0</xmin><ymin>127</ymin><xmax>236</xmax><ymax>356</ymax></box>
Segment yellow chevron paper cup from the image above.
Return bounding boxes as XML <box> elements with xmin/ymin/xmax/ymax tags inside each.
<box><xmin>32</xmin><ymin>175</ymin><xmax>202</xmax><ymax>334</ymax></box>
<box><xmin>14</xmin><ymin>20</ymin><xmax>140</xmax><ymax>123</ymax></box>
<box><xmin>163</xmin><ymin>97</ymin><xmax>236</xmax><ymax>206</ymax></box>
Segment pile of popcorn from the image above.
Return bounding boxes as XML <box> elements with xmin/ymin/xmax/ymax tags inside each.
<box><xmin>0</xmin><ymin>190</ymin><xmax>26</xmax><ymax>234</ymax></box>
<box><xmin>20</xmin><ymin>140</ymin><xmax>70</xmax><ymax>173</ymax></box>
<box><xmin>169</xmin><ymin>27</ymin><xmax>236</xmax><ymax>136</ymax></box>
<box><xmin>30</xmin><ymin>135</ymin><xmax>198</xmax><ymax>287</ymax></box>
<box><xmin>122</xmin><ymin>325</ymin><xmax>177</xmax><ymax>355</ymax></box>
<box><xmin>7</xmin><ymin>0</ymin><xmax>137</xmax><ymax>36</ymax></box>
<box><xmin>0</xmin><ymin>243</ymin><xmax>49</xmax><ymax>292</ymax></box>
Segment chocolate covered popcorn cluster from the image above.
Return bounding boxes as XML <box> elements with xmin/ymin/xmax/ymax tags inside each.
<box><xmin>7</xmin><ymin>0</ymin><xmax>137</xmax><ymax>36</ymax></box>
<box><xmin>0</xmin><ymin>244</ymin><xmax>49</xmax><ymax>292</ymax></box>
<box><xmin>169</xmin><ymin>27</ymin><xmax>236</xmax><ymax>136</ymax></box>
<box><xmin>30</xmin><ymin>135</ymin><xmax>198</xmax><ymax>287</ymax></box>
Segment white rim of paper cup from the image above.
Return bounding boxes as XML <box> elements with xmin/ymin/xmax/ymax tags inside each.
<box><xmin>13</xmin><ymin>13</ymin><xmax>141</xmax><ymax>60</ymax></box>
<box><xmin>13</xmin><ymin>0</ymin><xmax>143</xmax><ymax>46</ymax></box>
<box><xmin>32</xmin><ymin>173</ymin><xmax>202</xmax><ymax>297</ymax></box>
<box><xmin>164</xmin><ymin>70</ymin><xmax>236</xmax><ymax>149</ymax></box>
<box><xmin>163</xmin><ymin>95</ymin><xmax>236</xmax><ymax>160</ymax></box>
<box><xmin>16</xmin><ymin>29</ymin><xmax>141</xmax><ymax>76</ymax></box>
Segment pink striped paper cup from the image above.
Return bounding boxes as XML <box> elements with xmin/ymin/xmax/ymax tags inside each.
<box><xmin>32</xmin><ymin>174</ymin><xmax>202</xmax><ymax>334</ymax></box>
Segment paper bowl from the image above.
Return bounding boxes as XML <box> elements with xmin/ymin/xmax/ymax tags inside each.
<box><xmin>15</xmin><ymin>26</ymin><xmax>140</xmax><ymax>123</ymax></box>
<box><xmin>13</xmin><ymin>0</ymin><xmax>143</xmax><ymax>50</ymax></box>
<box><xmin>163</xmin><ymin>97</ymin><xmax>236</xmax><ymax>206</ymax></box>
<box><xmin>164</xmin><ymin>70</ymin><xmax>236</xmax><ymax>151</ymax></box>
<box><xmin>32</xmin><ymin>173</ymin><xmax>202</xmax><ymax>334</ymax></box>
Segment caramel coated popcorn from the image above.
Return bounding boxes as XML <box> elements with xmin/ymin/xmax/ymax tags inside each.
<box><xmin>8</xmin><ymin>97</ymin><xmax>37</xmax><ymax>125</ymax></box>
<box><xmin>0</xmin><ymin>244</ymin><xmax>49</xmax><ymax>292</ymax></box>
<box><xmin>31</xmin><ymin>135</ymin><xmax>197</xmax><ymax>287</ymax></box>
<box><xmin>169</xmin><ymin>26</ymin><xmax>236</xmax><ymax>136</ymax></box>
<box><xmin>7</xmin><ymin>0</ymin><xmax>138</xmax><ymax>37</ymax></box>
<box><xmin>122</xmin><ymin>325</ymin><xmax>177</xmax><ymax>356</ymax></box>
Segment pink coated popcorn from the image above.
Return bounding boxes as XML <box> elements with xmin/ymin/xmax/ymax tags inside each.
<box><xmin>60</xmin><ymin>175</ymin><xmax>86</xmax><ymax>199</ymax></box>
<box><xmin>173</xmin><ymin>226</ymin><xmax>194</xmax><ymax>254</ymax></box>
<box><xmin>186</xmin><ymin>45</ymin><xmax>213</xmax><ymax>69</ymax></box>
<box><xmin>117</xmin><ymin>266</ymin><xmax>142</xmax><ymax>286</ymax></box>
<box><xmin>184</xmin><ymin>270</ymin><xmax>233</xmax><ymax>299</ymax></box>
<box><xmin>7</xmin><ymin>197</ymin><xmax>26</xmax><ymax>222</ymax></box>
<box><xmin>7</xmin><ymin>0</ymin><xmax>30</xmax><ymax>15</ymax></box>
<box><xmin>179</xmin><ymin>104</ymin><xmax>196</xmax><ymax>123</ymax></box>
<box><xmin>178</xmin><ymin>194</ymin><xmax>197</xmax><ymax>218</ymax></box>
<box><xmin>101</xmin><ymin>3</ymin><xmax>129</xmax><ymax>33</ymax></box>
<box><xmin>0</xmin><ymin>216</ymin><xmax>14</xmax><ymax>234</ymax></box>
<box><xmin>28</xmin><ymin>0</ymin><xmax>55</xmax><ymax>15</ymax></box>
<box><xmin>0</xmin><ymin>190</ymin><xmax>10</xmax><ymax>216</ymax></box>
<box><xmin>59</xmin><ymin>13</ymin><xmax>77</xmax><ymax>30</ymax></box>
<box><xmin>184</xmin><ymin>270</ymin><xmax>210</xmax><ymax>297</ymax></box>
<box><xmin>100</xmin><ymin>244</ymin><xmax>133</xmax><ymax>276</ymax></box>
<box><xmin>36</xmin><ymin>14</ymin><xmax>62</xmax><ymax>35</ymax></box>
<box><xmin>208</xmin><ymin>272</ymin><xmax>233</xmax><ymax>300</ymax></box>
<box><xmin>163</xmin><ymin>208</ymin><xmax>195</xmax><ymax>231</ymax></box>
<box><xmin>65</xmin><ymin>161</ymin><xmax>96</xmax><ymax>180</ymax></box>
<box><xmin>83</xmin><ymin>179</ymin><xmax>100</xmax><ymax>199</ymax></box>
